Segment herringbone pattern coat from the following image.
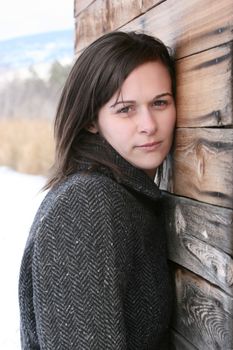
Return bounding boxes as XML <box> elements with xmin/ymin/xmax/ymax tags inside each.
<box><xmin>19</xmin><ymin>138</ymin><xmax>173</xmax><ymax>349</ymax></box>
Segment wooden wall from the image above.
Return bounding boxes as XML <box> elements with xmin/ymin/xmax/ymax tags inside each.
<box><xmin>74</xmin><ymin>1</ymin><xmax>233</xmax><ymax>348</ymax></box>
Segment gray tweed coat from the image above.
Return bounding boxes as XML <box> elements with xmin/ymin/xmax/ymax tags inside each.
<box><xmin>19</xmin><ymin>138</ymin><xmax>173</xmax><ymax>349</ymax></box>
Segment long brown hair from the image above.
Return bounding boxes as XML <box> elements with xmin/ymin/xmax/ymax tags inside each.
<box><xmin>45</xmin><ymin>31</ymin><xmax>176</xmax><ymax>189</ymax></box>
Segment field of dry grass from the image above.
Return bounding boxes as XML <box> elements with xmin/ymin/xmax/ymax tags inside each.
<box><xmin>0</xmin><ymin>118</ymin><xmax>55</xmax><ymax>175</ymax></box>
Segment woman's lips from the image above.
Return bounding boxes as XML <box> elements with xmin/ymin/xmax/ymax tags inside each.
<box><xmin>136</xmin><ymin>141</ymin><xmax>162</xmax><ymax>150</ymax></box>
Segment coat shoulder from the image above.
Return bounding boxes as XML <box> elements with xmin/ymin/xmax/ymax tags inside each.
<box><xmin>44</xmin><ymin>171</ymin><xmax>124</xmax><ymax>212</ymax></box>
<box><xmin>28</xmin><ymin>172</ymin><xmax>128</xmax><ymax>244</ymax></box>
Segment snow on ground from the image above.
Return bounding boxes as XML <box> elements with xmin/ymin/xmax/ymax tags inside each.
<box><xmin>0</xmin><ymin>166</ymin><xmax>46</xmax><ymax>349</ymax></box>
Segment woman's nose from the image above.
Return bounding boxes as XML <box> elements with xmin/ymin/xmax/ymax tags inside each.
<box><xmin>137</xmin><ymin>108</ymin><xmax>158</xmax><ymax>134</ymax></box>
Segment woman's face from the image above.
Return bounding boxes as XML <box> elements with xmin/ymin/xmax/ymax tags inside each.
<box><xmin>94</xmin><ymin>61</ymin><xmax>176</xmax><ymax>178</ymax></box>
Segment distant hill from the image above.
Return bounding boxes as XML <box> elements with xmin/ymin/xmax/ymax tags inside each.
<box><xmin>0</xmin><ymin>29</ymin><xmax>74</xmax><ymax>119</ymax></box>
<box><xmin>0</xmin><ymin>29</ymin><xmax>74</xmax><ymax>81</ymax></box>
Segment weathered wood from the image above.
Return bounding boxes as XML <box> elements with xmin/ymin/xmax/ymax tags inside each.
<box><xmin>161</xmin><ymin>128</ymin><xmax>233</xmax><ymax>209</ymax></box>
<box><xmin>75</xmin><ymin>0</ymin><xmax>233</xmax><ymax>59</ymax></box>
<box><xmin>162</xmin><ymin>193</ymin><xmax>233</xmax><ymax>257</ymax></box>
<box><xmin>171</xmin><ymin>330</ymin><xmax>198</xmax><ymax>350</ymax></box>
<box><xmin>74</xmin><ymin>0</ymin><xmax>165</xmax><ymax>49</ymax></box>
<box><xmin>176</xmin><ymin>42</ymin><xmax>233</xmax><ymax>127</ymax></box>
<box><xmin>74</xmin><ymin>0</ymin><xmax>95</xmax><ymax>16</ymax></box>
<box><xmin>74</xmin><ymin>0</ymin><xmax>164</xmax><ymax>26</ymax></box>
<box><xmin>165</xmin><ymin>204</ymin><xmax>233</xmax><ymax>294</ymax></box>
<box><xmin>172</xmin><ymin>267</ymin><xmax>233</xmax><ymax>349</ymax></box>
<box><xmin>141</xmin><ymin>0</ymin><xmax>164</xmax><ymax>12</ymax></box>
<box><xmin>74</xmin><ymin>0</ymin><xmax>142</xmax><ymax>51</ymax></box>
<box><xmin>123</xmin><ymin>0</ymin><xmax>233</xmax><ymax>59</ymax></box>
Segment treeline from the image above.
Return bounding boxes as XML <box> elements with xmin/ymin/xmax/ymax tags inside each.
<box><xmin>0</xmin><ymin>61</ymin><xmax>72</xmax><ymax>120</ymax></box>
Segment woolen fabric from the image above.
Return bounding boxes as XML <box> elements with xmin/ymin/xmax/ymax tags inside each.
<box><xmin>19</xmin><ymin>136</ymin><xmax>173</xmax><ymax>349</ymax></box>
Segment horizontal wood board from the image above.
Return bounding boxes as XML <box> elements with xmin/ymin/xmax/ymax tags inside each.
<box><xmin>162</xmin><ymin>193</ymin><xmax>233</xmax><ymax>257</ymax></box>
<box><xmin>172</xmin><ymin>267</ymin><xmax>233</xmax><ymax>349</ymax></box>
<box><xmin>74</xmin><ymin>0</ymin><xmax>142</xmax><ymax>50</ymax></box>
<box><xmin>161</xmin><ymin>128</ymin><xmax>233</xmax><ymax>208</ymax></box>
<box><xmin>176</xmin><ymin>42</ymin><xmax>233</xmax><ymax>127</ymax></box>
<box><xmin>163</xmin><ymin>196</ymin><xmax>233</xmax><ymax>295</ymax></box>
<box><xmin>75</xmin><ymin>0</ymin><xmax>233</xmax><ymax>60</ymax></box>
<box><xmin>74</xmin><ymin>0</ymin><xmax>164</xmax><ymax>17</ymax></box>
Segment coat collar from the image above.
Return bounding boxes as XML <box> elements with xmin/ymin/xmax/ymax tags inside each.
<box><xmin>78</xmin><ymin>134</ymin><xmax>161</xmax><ymax>202</ymax></box>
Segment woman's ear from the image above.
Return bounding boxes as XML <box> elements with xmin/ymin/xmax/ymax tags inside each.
<box><xmin>86</xmin><ymin>122</ymin><xmax>99</xmax><ymax>134</ymax></box>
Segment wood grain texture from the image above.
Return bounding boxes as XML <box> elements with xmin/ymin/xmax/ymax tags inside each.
<box><xmin>173</xmin><ymin>267</ymin><xmax>233</xmax><ymax>349</ymax></box>
<box><xmin>166</xmin><ymin>210</ymin><xmax>233</xmax><ymax>295</ymax></box>
<box><xmin>162</xmin><ymin>193</ymin><xmax>233</xmax><ymax>257</ymax></box>
<box><xmin>74</xmin><ymin>0</ymin><xmax>165</xmax><ymax>24</ymax></box>
<box><xmin>75</xmin><ymin>0</ymin><xmax>142</xmax><ymax>51</ymax></box>
<box><xmin>176</xmin><ymin>42</ymin><xmax>233</xmax><ymax>127</ymax></box>
<box><xmin>74</xmin><ymin>0</ymin><xmax>95</xmax><ymax>16</ymax></box>
<box><xmin>161</xmin><ymin>128</ymin><xmax>233</xmax><ymax>208</ymax></box>
<box><xmin>141</xmin><ymin>0</ymin><xmax>165</xmax><ymax>12</ymax></box>
<box><xmin>123</xmin><ymin>0</ymin><xmax>233</xmax><ymax>59</ymax></box>
<box><xmin>75</xmin><ymin>0</ymin><xmax>233</xmax><ymax>58</ymax></box>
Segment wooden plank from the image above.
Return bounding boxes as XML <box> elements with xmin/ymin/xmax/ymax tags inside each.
<box><xmin>162</xmin><ymin>193</ymin><xmax>233</xmax><ymax>257</ymax></box>
<box><xmin>74</xmin><ymin>0</ymin><xmax>164</xmax><ymax>18</ymax></box>
<box><xmin>75</xmin><ymin>0</ymin><xmax>233</xmax><ymax>57</ymax></box>
<box><xmin>176</xmin><ymin>42</ymin><xmax>233</xmax><ymax>127</ymax></box>
<box><xmin>123</xmin><ymin>0</ymin><xmax>233</xmax><ymax>59</ymax></box>
<box><xmin>74</xmin><ymin>0</ymin><xmax>165</xmax><ymax>49</ymax></box>
<box><xmin>141</xmin><ymin>0</ymin><xmax>165</xmax><ymax>12</ymax></box>
<box><xmin>161</xmin><ymin>128</ymin><xmax>233</xmax><ymax>209</ymax></box>
<box><xmin>74</xmin><ymin>0</ymin><xmax>142</xmax><ymax>51</ymax></box>
<box><xmin>74</xmin><ymin>0</ymin><xmax>95</xmax><ymax>16</ymax></box>
<box><xmin>164</xmin><ymin>202</ymin><xmax>233</xmax><ymax>295</ymax></box>
<box><xmin>171</xmin><ymin>330</ymin><xmax>198</xmax><ymax>350</ymax></box>
<box><xmin>172</xmin><ymin>267</ymin><xmax>233</xmax><ymax>349</ymax></box>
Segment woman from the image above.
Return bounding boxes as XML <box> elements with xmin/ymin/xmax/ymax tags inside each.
<box><xmin>19</xmin><ymin>31</ymin><xmax>176</xmax><ymax>349</ymax></box>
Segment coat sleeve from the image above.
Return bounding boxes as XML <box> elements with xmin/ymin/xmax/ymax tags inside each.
<box><xmin>32</xmin><ymin>181</ymin><xmax>129</xmax><ymax>350</ymax></box>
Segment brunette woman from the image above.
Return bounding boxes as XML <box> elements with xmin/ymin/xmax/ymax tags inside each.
<box><xmin>19</xmin><ymin>31</ymin><xmax>176</xmax><ymax>349</ymax></box>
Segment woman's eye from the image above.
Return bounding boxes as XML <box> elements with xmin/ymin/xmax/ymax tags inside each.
<box><xmin>153</xmin><ymin>100</ymin><xmax>168</xmax><ymax>108</ymax></box>
<box><xmin>116</xmin><ymin>105</ymin><xmax>133</xmax><ymax>114</ymax></box>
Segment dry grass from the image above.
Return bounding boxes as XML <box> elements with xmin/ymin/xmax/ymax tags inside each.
<box><xmin>0</xmin><ymin>118</ymin><xmax>55</xmax><ymax>175</ymax></box>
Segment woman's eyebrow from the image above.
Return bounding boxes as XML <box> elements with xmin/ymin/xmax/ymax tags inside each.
<box><xmin>110</xmin><ymin>100</ymin><xmax>134</xmax><ymax>108</ymax></box>
<box><xmin>110</xmin><ymin>92</ymin><xmax>173</xmax><ymax>108</ymax></box>
<box><xmin>153</xmin><ymin>92</ymin><xmax>173</xmax><ymax>99</ymax></box>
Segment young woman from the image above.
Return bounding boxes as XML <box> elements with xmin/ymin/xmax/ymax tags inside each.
<box><xmin>19</xmin><ymin>31</ymin><xmax>176</xmax><ymax>349</ymax></box>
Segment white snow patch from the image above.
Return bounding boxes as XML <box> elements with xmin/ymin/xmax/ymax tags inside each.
<box><xmin>0</xmin><ymin>167</ymin><xmax>46</xmax><ymax>349</ymax></box>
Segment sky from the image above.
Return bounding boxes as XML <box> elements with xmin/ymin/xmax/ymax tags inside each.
<box><xmin>0</xmin><ymin>0</ymin><xmax>74</xmax><ymax>41</ymax></box>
